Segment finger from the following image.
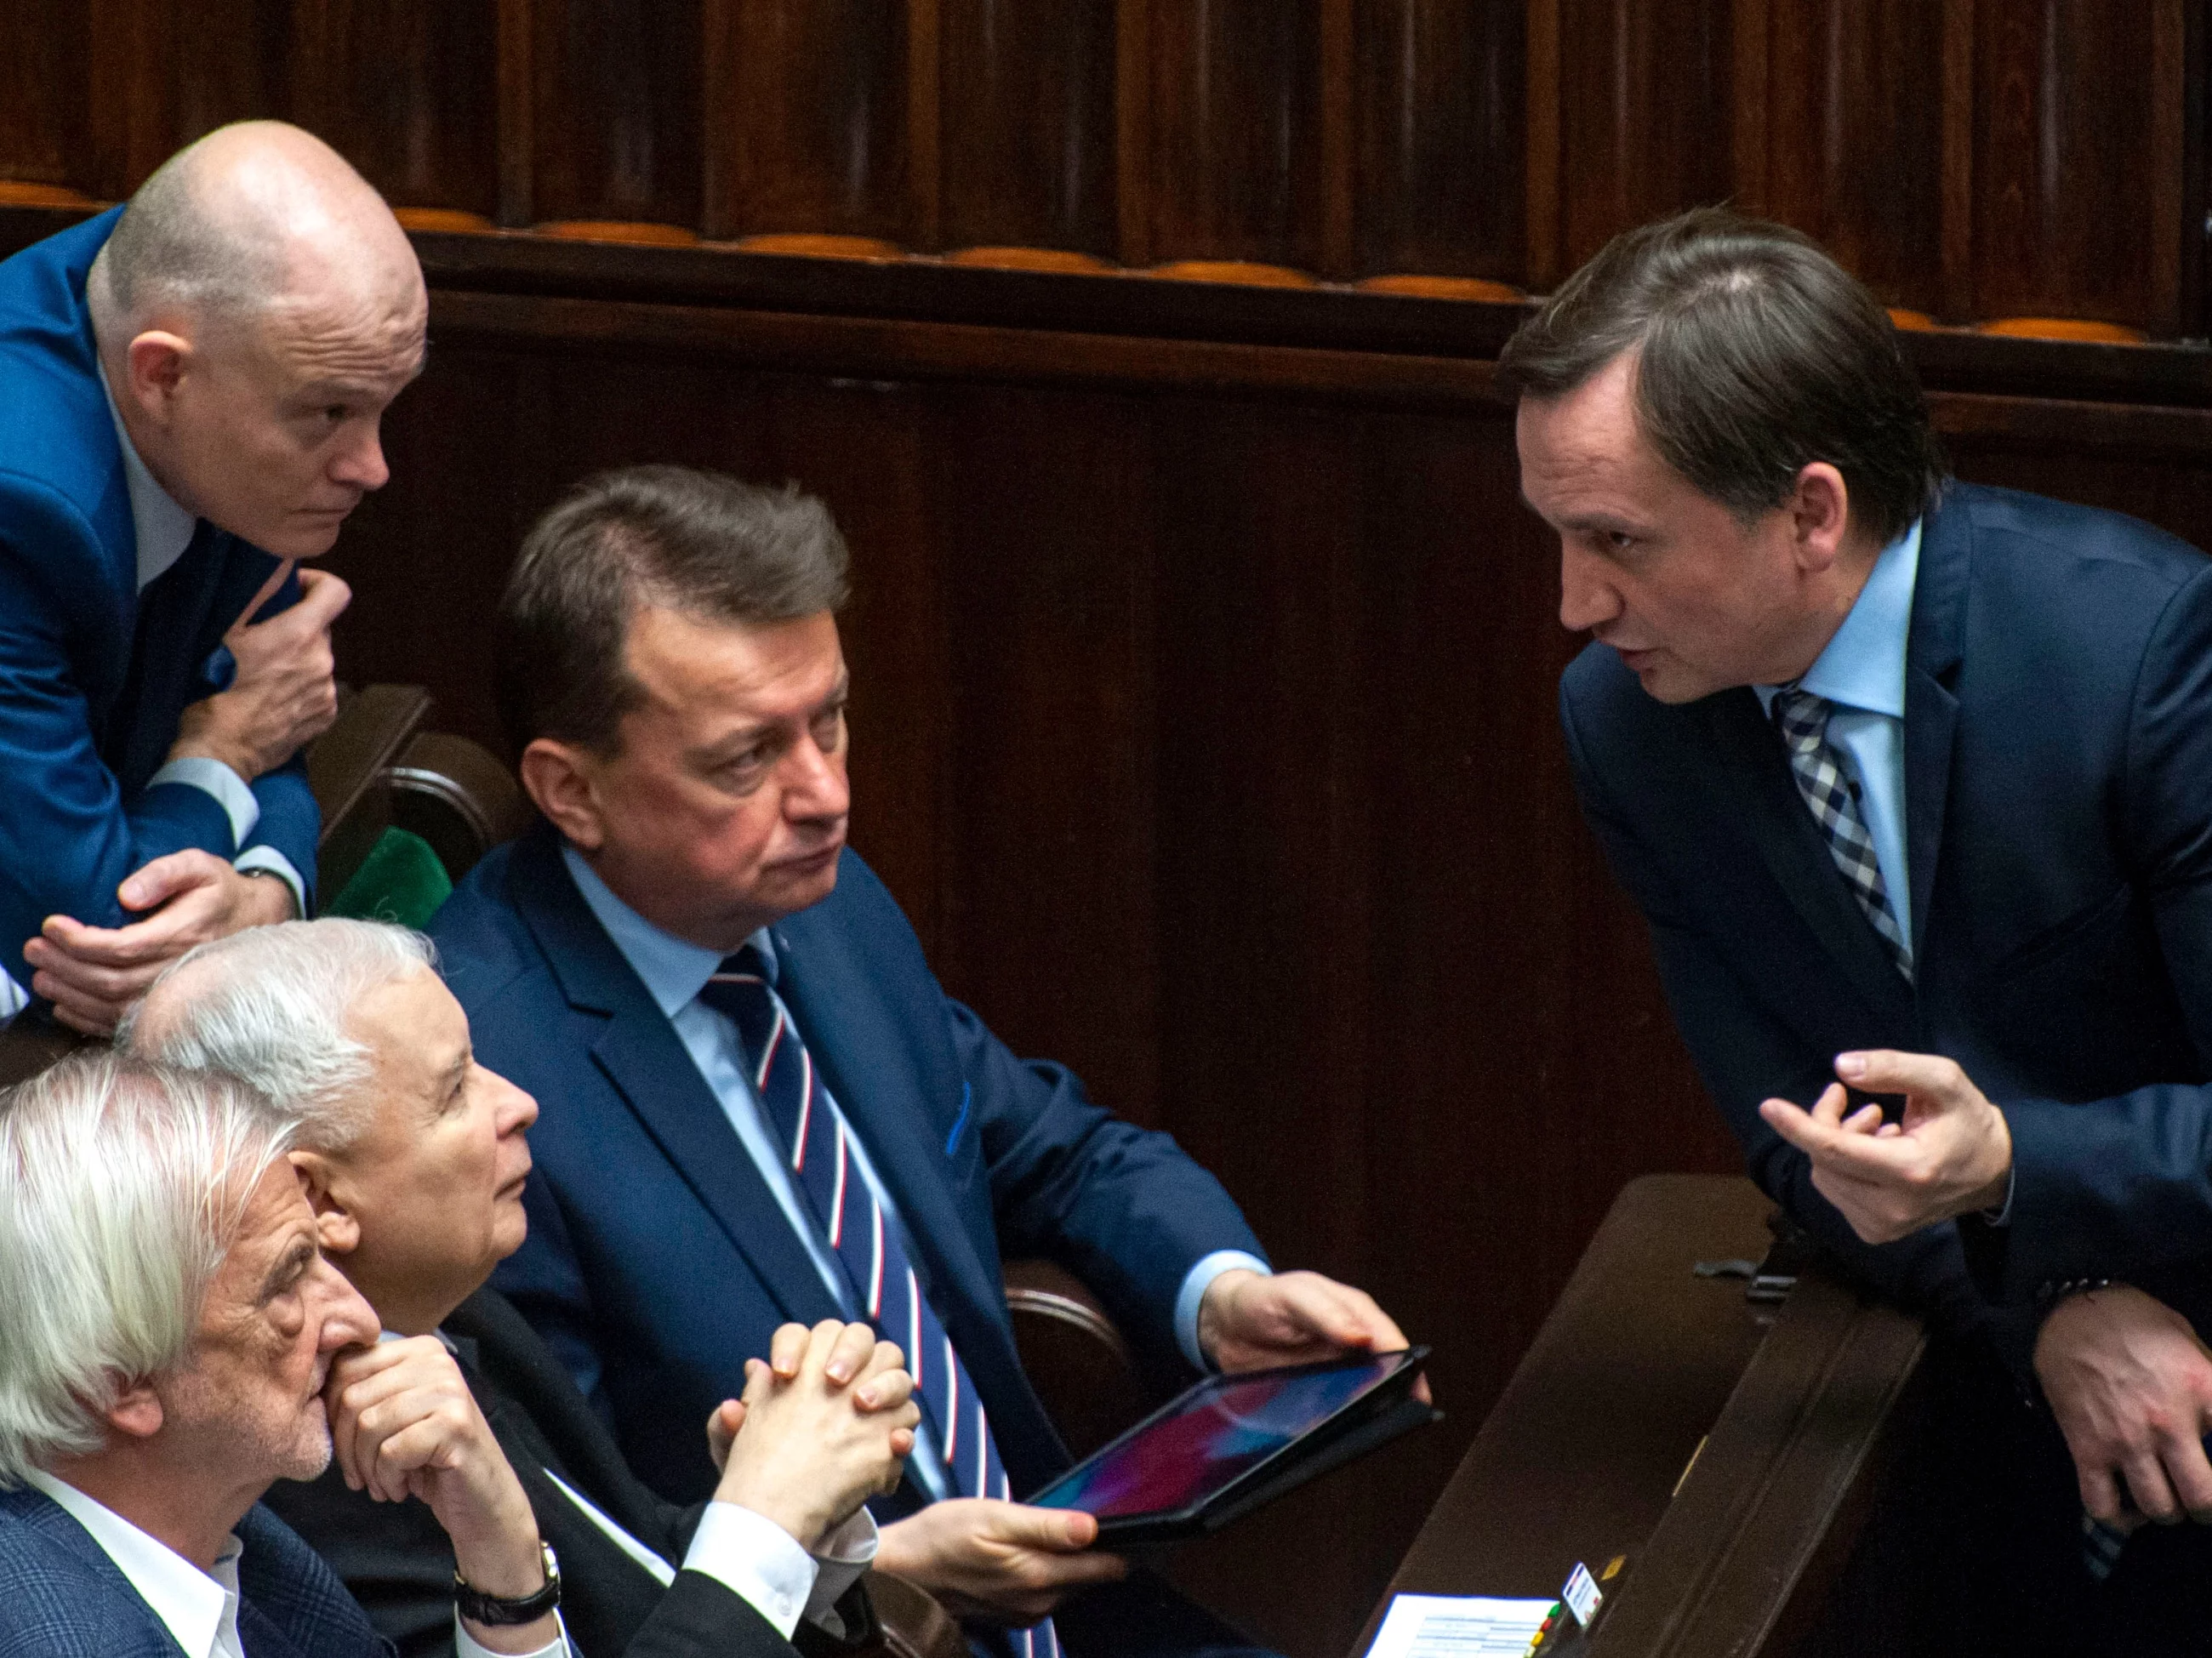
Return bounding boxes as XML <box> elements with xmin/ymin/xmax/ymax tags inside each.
<box><xmin>42</xmin><ymin>987</ymin><xmax>122</xmax><ymax>1037</ymax></box>
<box><xmin>768</xmin><ymin>1323</ymin><xmax>810</xmax><ymax>1379</ymax></box>
<box><xmin>1024</xmin><ymin>1548</ymin><xmax>1130</xmax><ymax>1591</ymax></box>
<box><xmin>1759</xmin><ymin>1096</ymin><xmax>1839</xmax><ymax>1155</ymax></box>
<box><xmin>1840</xmin><ymin>1102</ymin><xmax>1886</xmax><ymax>1134</ymax></box>
<box><xmin>856</xmin><ymin>1368</ymin><xmax>915</xmax><ymax>1413</ymax></box>
<box><xmin>2122</xmin><ymin>1450</ymin><xmax>2183</xmax><ymax>1524</ymax></box>
<box><xmin>2078</xmin><ymin>1460</ymin><xmax>2126</xmax><ymax>1525</ymax></box>
<box><xmin>2160</xmin><ymin>1431</ymin><xmax>2212</xmax><ymax>1523</ymax></box>
<box><xmin>288</xmin><ymin>566</ymin><xmax>353</xmax><ymax>626</ymax></box>
<box><xmin>26</xmin><ymin>947</ymin><xmax>163</xmax><ymax>1003</ymax></box>
<box><xmin>825</xmin><ymin>1320</ymin><xmax>878</xmax><ymax>1386</ymax></box>
<box><xmin>798</xmin><ymin>1319</ymin><xmax>847</xmax><ymax>1382</ymax></box>
<box><xmin>1809</xmin><ymin>1082</ymin><xmax>1852</xmax><ymax>1128</ymax></box>
<box><xmin>230</xmin><ymin>560</ymin><xmax>296</xmax><ymax>635</ymax></box>
<box><xmin>1833</xmin><ymin>1049</ymin><xmax>1968</xmax><ymax>1107</ymax></box>
<box><xmin>115</xmin><ymin>849</ymin><xmax>228</xmax><ymax>918</ymax></box>
<box><xmin>993</xmin><ymin>1502</ymin><xmax>1101</xmax><ymax>1553</ymax></box>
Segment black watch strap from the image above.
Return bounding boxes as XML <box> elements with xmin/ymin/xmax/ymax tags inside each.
<box><xmin>455</xmin><ymin>1541</ymin><xmax>562</xmax><ymax>1627</ymax></box>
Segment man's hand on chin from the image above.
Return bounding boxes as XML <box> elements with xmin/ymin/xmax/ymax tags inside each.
<box><xmin>1197</xmin><ymin>1269</ymin><xmax>1431</xmax><ymax>1403</ymax></box>
<box><xmin>25</xmin><ymin>850</ymin><xmax>295</xmax><ymax>1034</ymax></box>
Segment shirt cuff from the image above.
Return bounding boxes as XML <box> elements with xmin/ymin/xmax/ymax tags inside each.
<box><xmin>147</xmin><ymin>757</ymin><xmax>259</xmax><ymax>850</ymax></box>
<box><xmin>681</xmin><ymin>1500</ymin><xmax>819</xmax><ymax>1641</ymax></box>
<box><xmin>804</xmin><ymin>1508</ymin><xmax>879</xmax><ymax>1638</ymax></box>
<box><xmin>453</xmin><ymin>1609</ymin><xmax>571</xmax><ymax>1658</ymax></box>
<box><xmin>1982</xmin><ymin>1164</ymin><xmax>2017</xmax><ymax>1227</ymax></box>
<box><xmin>1177</xmin><ymin>1251</ymin><xmax>1274</xmax><ymax>1371</ymax></box>
<box><xmin>233</xmin><ymin>846</ymin><xmax>305</xmax><ymax>918</ymax></box>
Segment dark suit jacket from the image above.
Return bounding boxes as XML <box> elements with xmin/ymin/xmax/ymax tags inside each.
<box><xmin>1560</xmin><ymin>481</ymin><xmax>2212</xmax><ymax>1338</ymax></box>
<box><xmin>0</xmin><ymin>208</ymin><xmax>319</xmax><ymax>989</ymax></box>
<box><xmin>429</xmin><ymin>826</ymin><xmax>1268</xmax><ymax>1504</ymax></box>
<box><xmin>266</xmin><ymin>1286</ymin><xmax>866</xmax><ymax>1658</ymax></box>
<box><xmin>0</xmin><ymin>1484</ymin><xmax>389</xmax><ymax>1658</ymax></box>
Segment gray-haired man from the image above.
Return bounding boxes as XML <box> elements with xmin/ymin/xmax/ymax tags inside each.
<box><xmin>123</xmin><ymin>917</ymin><xmax>921</xmax><ymax>1658</ymax></box>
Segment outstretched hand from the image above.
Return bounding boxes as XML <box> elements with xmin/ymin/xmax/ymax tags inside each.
<box><xmin>1197</xmin><ymin>1269</ymin><xmax>1431</xmax><ymax>1403</ymax></box>
<box><xmin>1758</xmin><ymin>1050</ymin><xmax>2012</xmax><ymax>1244</ymax></box>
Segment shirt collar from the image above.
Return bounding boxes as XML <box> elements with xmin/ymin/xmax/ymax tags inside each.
<box><xmin>25</xmin><ymin>1468</ymin><xmax>243</xmax><ymax>1658</ymax></box>
<box><xmin>561</xmin><ymin>843</ymin><xmax>775</xmax><ymax>1018</ymax></box>
<box><xmin>1756</xmin><ymin>517</ymin><xmax>1921</xmax><ymax>719</ymax></box>
<box><xmin>99</xmin><ymin>363</ymin><xmax>199</xmax><ymax>591</ymax></box>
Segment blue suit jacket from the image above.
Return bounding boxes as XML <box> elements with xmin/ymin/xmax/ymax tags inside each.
<box><xmin>1561</xmin><ymin>481</ymin><xmax>2212</xmax><ymax>1334</ymax></box>
<box><xmin>431</xmin><ymin>825</ymin><xmax>1269</xmax><ymax>1503</ymax></box>
<box><xmin>0</xmin><ymin>209</ymin><xmax>319</xmax><ymax>989</ymax></box>
<box><xmin>0</xmin><ymin>1485</ymin><xmax>390</xmax><ymax>1658</ymax></box>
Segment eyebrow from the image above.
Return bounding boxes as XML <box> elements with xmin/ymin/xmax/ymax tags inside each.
<box><xmin>259</xmin><ymin>1234</ymin><xmax>318</xmax><ymax>1302</ymax></box>
<box><xmin>695</xmin><ymin>675</ymin><xmax>853</xmax><ymax>762</ymax></box>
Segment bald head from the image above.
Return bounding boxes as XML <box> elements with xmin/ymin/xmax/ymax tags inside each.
<box><xmin>91</xmin><ymin>121</ymin><xmax>415</xmax><ymax>339</ymax></box>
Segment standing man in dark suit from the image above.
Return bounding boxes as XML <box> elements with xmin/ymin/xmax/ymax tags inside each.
<box><xmin>0</xmin><ymin>118</ymin><xmax>425</xmax><ymax>1032</ymax></box>
<box><xmin>1513</xmin><ymin>208</ymin><xmax>2212</xmax><ymax>1651</ymax></box>
<box><xmin>0</xmin><ymin>1051</ymin><xmax>393</xmax><ymax>1658</ymax></box>
<box><xmin>430</xmin><ymin>466</ymin><xmax>1418</xmax><ymax>1657</ymax></box>
<box><xmin>122</xmin><ymin>916</ymin><xmax>923</xmax><ymax>1658</ymax></box>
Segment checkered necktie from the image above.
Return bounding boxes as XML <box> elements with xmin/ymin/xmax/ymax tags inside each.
<box><xmin>1770</xmin><ymin>687</ymin><xmax>1913</xmax><ymax>981</ymax></box>
<box><xmin>702</xmin><ymin>947</ymin><xmax>1060</xmax><ymax>1658</ymax></box>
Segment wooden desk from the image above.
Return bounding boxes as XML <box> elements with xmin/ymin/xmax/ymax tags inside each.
<box><xmin>1357</xmin><ymin>1175</ymin><xmax>1924</xmax><ymax>1658</ymax></box>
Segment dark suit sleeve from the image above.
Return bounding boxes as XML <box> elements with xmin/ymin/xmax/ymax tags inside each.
<box><xmin>1560</xmin><ymin>681</ymin><xmax>2013</xmax><ymax>1353</ymax></box>
<box><xmin>623</xmin><ymin>1571</ymin><xmax>809</xmax><ymax>1658</ymax></box>
<box><xmin>1993</xmin><ymin>563</ymin><xmax>2212</xmax><ymax>1298</ymax></box>
<box><xmin>951</xmin><ymin>996</ymin><xmax>1269</xmax><ymax>1375</ymax></box>
<box><xmin>242</xmin><ymin>751</ymin><xmax>321</xmax><ymax>909</ymax></box>
<box><xmin>0</xmin><ymin>527</ymin><xmax>242</xmax><ymax>988</ymax></box>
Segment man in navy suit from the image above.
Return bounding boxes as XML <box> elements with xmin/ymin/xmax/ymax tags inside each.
<box><xmin>1511</xmin><ymin>208</ymin><xmax>2212</xmax><ymax>1650</ymax></box>
<box><xmin>0</xmin><ymin>1051</ymin><xmax>399</xmax><ymax>1657</ymax></box>
<box><xmin>430</xmin><ymin>466</ymin><xmax>1418</xmax><ymax>1655</ymax></box>
<box><xmin>0</xmin><ymin>118</ymin><xmax>425</xmax><ymax>1033</ymax></box>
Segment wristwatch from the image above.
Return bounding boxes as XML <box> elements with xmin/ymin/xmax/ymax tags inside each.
<box><xmin>454</xmin><ymin>1541</ymin><xmax>562</xmax><ymax>1627</ymax></box>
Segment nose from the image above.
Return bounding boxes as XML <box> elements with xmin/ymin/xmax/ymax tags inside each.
<box><xmin>1558</xmin><ymin>539</ymin><xmax>1623</xmax><ymax>634</ymax></box>
<box><xmin>312</xmin><ymin>1256</ymin><xmax>382</xmax><ymax>1349</ymax></box>
<box><xmin>329</xmin><ymin>419</ymin><xmax>391</xmax><ymax>493</ymax></box>
<box><xmin>489</xmin><ymin>1065</ymin><xmax>539</xmax><ymax>1136</ymax></box>
<box><xmin>782</xmin><ymin>729</ymin><xmax>851</xmax><ymax>825</ymax></box>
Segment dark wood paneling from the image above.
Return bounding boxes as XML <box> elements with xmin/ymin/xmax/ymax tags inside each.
<box><xmin>1351</xmin><ymin>0</ymin><xmax>1525</xmax><ymax>279</ymax></box>
<box><xmin>168</xmin><ymin>0</ymin><xmax>296</xmax><ymax>145</ymax></box>
<box><xmin>1548</xmin><ymin>0</ymin><xmax>1735</xmax><ymax>278</ymax></box>
<box><xmin>0</xmin><ymin>1</ymin><xmax>91</xmax><ymax>191</ymax></box>
<box><xmin>938</xmin><ymin>0</ymin><xmax>1120</xmax><ymax>255</ymax></box>
<box><xmin>530</xmin><ymin>0</ymin><xmax>704</xmax><ymax>227</ymax></box>
<box><xmin>1754</xmin><ymin>0</ymin><xmax>1946</xmax><ymax>316</ymax></box>
<box><xmin>1144</xmin><ymin>0</ymin><xmax>1326</xmax><ymax>271</ymax></box>
<box><xmin>702</xmin><ymin>0</ymin><xmax>915</xmax><ymax>242</ymax></box>
<box><xmin>1969</xmin><ymin>0</ymin><xmax>2186</xmax><ymax>329</ymax></box>
<box><xmin>307</xmin><ymin>0</ymin><xmax>502</xmax><ymax>217</ymax></box>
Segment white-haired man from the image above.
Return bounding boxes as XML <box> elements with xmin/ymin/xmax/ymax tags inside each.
<box><xmin>0</xmin><ymin>1051</ymin><xmax>391</xmax><ymax>1657</ymax></box>
<box><xmin>123</xmin><ymin>917</ymin><xmax>922</xmax><ymax>1658</ymax></box>
<box><xmin>0</xmin><ymin>119</ymin><xmax>427</xmax><ymax>1031</ymax></box>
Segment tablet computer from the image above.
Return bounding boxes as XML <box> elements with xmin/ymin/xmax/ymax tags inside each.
<box><xmin>1023</xmin><ymin>1346</ymin><xmax>1434</xmax><ymax>1544</ymax></box>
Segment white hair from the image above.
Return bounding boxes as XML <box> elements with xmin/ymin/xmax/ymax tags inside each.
<box><xmin>0</xmin><ymin>1052</ymin><xmax>293</xmax><ymax>1485</ymax></box>
<box><xmin>118</xmin><ymin>919</ymin><xmax>436</xmax><ymax>1154</ymax></box>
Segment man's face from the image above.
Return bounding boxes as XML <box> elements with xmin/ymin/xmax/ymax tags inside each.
<box><xmin>572</xmin><ymin>607</ymin><xmax>852</xmax><ymax>951</ymax></box>
<box><xmin>1516</xmin><ymin>350</ymin><xmax>1818</xmax><ymax>703</ymax></box>
<box><xmin>157</xmin><ymin>1159</ymin><xmax>377</xmax><ymax>1484</ymax></box>
<box><xmin>327</xmin><ymin>969</ymin><xmax>539</xmax><ymax>1321</ymax></box>
<box><xmin>156</xmin><ymin>272</ymin><xmax>427</xmax><ymax>559</ymax></box>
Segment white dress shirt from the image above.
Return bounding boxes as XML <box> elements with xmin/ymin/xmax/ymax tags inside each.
<box><xmin>561</xmin><ymin>846</ymin><xmax>1268</xmax><ymax>1500</ymax></box>
<box><xmin>24</xmin><ymin>1467</ymin><xmax>559</xmax><ymax>1658</ymax></box>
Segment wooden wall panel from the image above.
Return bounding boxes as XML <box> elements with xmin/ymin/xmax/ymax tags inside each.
<box><xmin>1144</xmin><ymin>0</ymin><xmax>1327</xmax><ymax>271</ymax></box>
<box><xmin>1750</xmin><ymin>0</ymin><xmax>1946</xmax><ymax>315</ymax></box>
<box><xmin>702</xmin><ymin>0</ymin><xmax>916</xmax><ymax>243</ymax></box>
<box><xmin>938</xmin><ymin>0</ymin><xmax>1120</xmax><ymax>256</ymax></box>
<box><xmin>1351</xmin><ymin>0</ymin><xmax>1525</xmax><ymax>279</ymax></box>
<box><xmin>530</xmin><ymin>0</ymin><xmax>704</xmax><ymax>228</ymax></box>
<box><xmin>305</xmin><ymin>1</ymin><xmax>502</xmax><ymax>219</ymax></box>
<box><xmin>0</xmin><ymin>1</ymin><xmax>92</xmax><ymax>193</ymax></box>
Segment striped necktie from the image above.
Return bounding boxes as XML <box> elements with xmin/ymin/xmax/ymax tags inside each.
<box><xmin>1770</xmin><ymin>687</ymin><xmax>1913</xmax><ymax>981</ymax></box>
<box><xmin>702</xmin><ymin>945</ymin><xmax>1061</xmax><ymax>1658</ymax></box>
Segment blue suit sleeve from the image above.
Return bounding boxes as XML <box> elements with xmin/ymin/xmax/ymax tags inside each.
<box><xmin>242</xmin><ymin>754</ymin><xmax>320</xmax><ymax>909</ymax></box>
<box><xmin>1994</xmin><ymin>563</ymin><xmax>2212</xmax><ymax>1299</ymax></box>
<box><xmin>949</xmin><ymin>998</ymin><xmax>1269</xmax><ymax>1377</ymax></box>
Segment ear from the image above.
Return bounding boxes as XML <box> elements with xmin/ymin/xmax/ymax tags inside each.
<box><xmin>291</xmin><ymin>1150</ymin><xmax>362</xmax><ymax>1258</ymax></box>
<box><xmin>123</xmin><ymin>330</ymin><xmax>193</xmax><ymax>424</ymax></box>
<box><xmin>1787</xmin><ymin>463</ymin><xmax>1855</xmax><ymax>573</ymax></box>
<box><xmin>104</xmin><ymin>1378</ymin><xmax>164</xmax><ymax>1443</ymax></box>
<box><xmin>519</xmin><ymin>738</ymin><xmax>608</xmax><ymax>852</ymax></box>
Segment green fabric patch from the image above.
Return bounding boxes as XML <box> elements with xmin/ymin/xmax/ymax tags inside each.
<box><xmin>325</xmin><ymin>826</ymin><xmax>453</xmax><ymax>930</ymax></box>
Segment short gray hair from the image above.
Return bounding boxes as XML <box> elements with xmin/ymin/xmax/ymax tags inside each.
<box><xmin>0</xmin><ymin>1052</ymin><xmax>293</xmax><ymax>1485</ymax></box>
<box><xmin>93</xmin><ymin>138</ymin><xmax>285</xmax><ymax>331</ymax></box>
<box><xmin>118</xmin><ymin>919</ymin><xmax>436</xmax><ymax>1154</ymax></box>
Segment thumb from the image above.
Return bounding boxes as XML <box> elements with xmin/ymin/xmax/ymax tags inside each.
<box><xmin>292</xmin><ymin>566</ymin><xmax>354</xmax><ymax>625</ymax></box>
<box><xmin>1833</xmin><ymin>1049</ymin><xmax>1968</xmax><ymax>1109</ymax></box>
<box><xmin>116</xmin><ymin>851</ymin><xmax>214</xmax><ymax>913</ymax></box>
<box><xmin>1000</xmin><ymin>1503</ymin><xmax>1097</xmax><ymax>1552</ymax></box>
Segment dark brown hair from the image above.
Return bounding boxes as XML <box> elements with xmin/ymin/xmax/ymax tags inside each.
<box><xmin>496</xmin><ymin>465</ymin><xmax>850</xmax><ymax>758</ymax></box>
<box><xmin>1498</xmin><ymin>208</ymin><xmax>1946</xmax><ymax>545</ymax></box>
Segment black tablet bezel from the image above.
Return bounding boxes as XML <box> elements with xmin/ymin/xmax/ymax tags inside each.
<box><xmin>1023</xmin><ymin>1345</ymin><xmax>1431</xmax><ymax>1539</ymax></box>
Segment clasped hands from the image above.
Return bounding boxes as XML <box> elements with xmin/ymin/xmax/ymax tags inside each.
<box><xmin>26</xmin><ymin>562</ymin><xmax>349</xmax><ymax>1034</ymax></box>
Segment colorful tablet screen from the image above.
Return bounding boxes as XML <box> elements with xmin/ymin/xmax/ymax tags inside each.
<box><xmin>1026</xmin><ymin>1351</ymin><xmax>1412</xmax><ymax>1518</ymax></box>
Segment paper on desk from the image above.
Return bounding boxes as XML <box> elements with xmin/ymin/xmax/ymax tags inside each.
<box><xmin>1363</xmin><ymin>1593</ymin><xmax>1556</xmax><ymax>1658</ymax></box>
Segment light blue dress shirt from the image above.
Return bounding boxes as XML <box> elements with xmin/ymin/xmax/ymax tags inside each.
<box><xmin>1753</xmin><ymin>519</ymin><xmax>1922</xmax><ymax>960</ymax></box>
<box><xmin>561</xmin><ymin>846</ymin><xmax>1266</xmax><ymax>1501</ymax></box>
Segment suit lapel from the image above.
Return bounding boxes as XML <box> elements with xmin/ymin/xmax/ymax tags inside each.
<box><xmin>1903</xmin><ymin>493</ymin><xmax>1970</xmax><ymax>963</ymax></box>
<box><xmin>1702</xmin><ymin>688</ymin><xmax>1916</xmax><ymax>1026</ymax></box>
<box><xmin>509</xmin><ymin>829</ymin><xmax>841</xmax><ymax>1331</ymax></box>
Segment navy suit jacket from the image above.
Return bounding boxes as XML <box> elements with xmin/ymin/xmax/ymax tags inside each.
<box><xmin>0</xmin><ymin>1485</ymin><xmax>389</xmax><ymax>1658</ymax></box>
<box><xmin>0</xmin><ymin>209</ymin><xmax>318</xmax><ymax>989</ymax></box>
<box><xmin>1561</xmin><ymin>481</ymin><xmax>2212</xmax><ymax>1337</ymax></box>
<box><xmin>431</xmin><ymin>826</ymin><xmax>1269</xmax><ymax>1503</ymax></box>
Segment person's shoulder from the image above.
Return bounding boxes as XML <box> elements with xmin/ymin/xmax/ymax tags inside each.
<box><xmin>0</xmin><ymin>1490</ymin><xmax>167</xmax><ymax>1655</ymax></box>
<box><xmin>780</xmin><ymin>846</ymin><xmax>931</xmax><ymax>971</ymax></box>
<box><xmin>1944</xmin><ymin>481</ymin><xmax>2210</xmax><ymax>587</ymax></box>
<box><xmin>236</xmin><ymin>1502</ymin><xmax>393</xmax><ymax>1658</ymax></box>
<box><xmin>430</xmin><ymin>839</ymin><xmax>556</xmax><ymax>1013</ymax></box>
